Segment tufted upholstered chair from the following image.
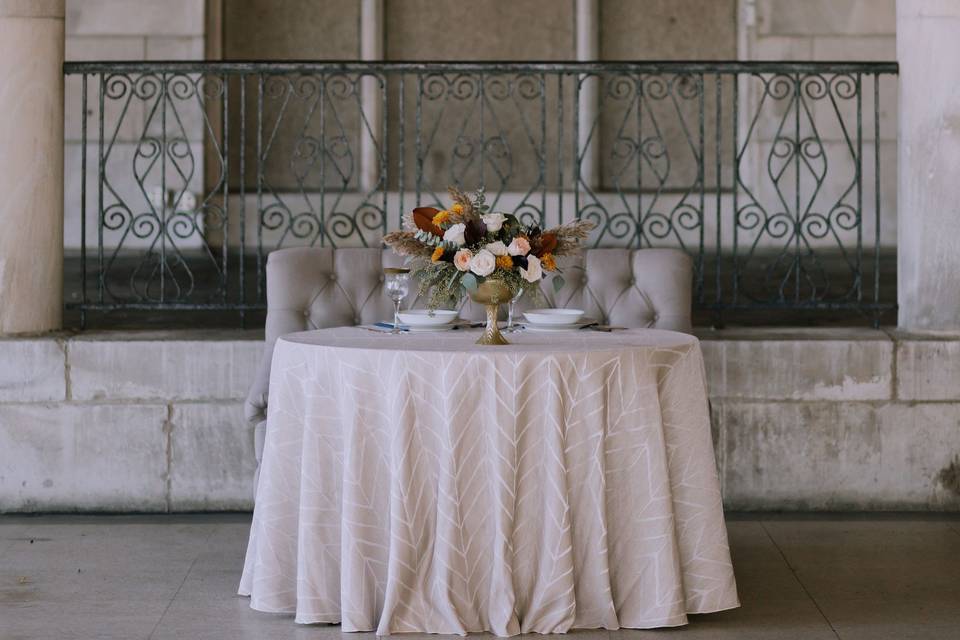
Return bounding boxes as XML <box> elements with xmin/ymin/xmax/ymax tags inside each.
<box><xmin>245</xmin><ymin>245</ymin><xmax>692</xmax><ymax>489</ymax></box>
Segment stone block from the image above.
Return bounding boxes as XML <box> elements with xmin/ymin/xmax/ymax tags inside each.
<box><xmin>752</xmin><ymin>35</ymin><xmax>813</xmax><ymax>60</ymax></box>
<box><xmin>65</xmin><ymin>35</ymin><xmax>145</xmax><ymax>61</ymax></box>
<box><xmin>145</xmin><ymin>36</ymin><xmax>204</xmax><ymax>60</ymax></box>
<box><xmin>721</xmin><ymin>401</ymin><xmax>881</xmax><ymax>510</ymax></box>
<box><xmin>66</xmin><ymin>0</ymin><xmax>204</xmax><ymax>36</ymax></box>
<box><xmin>0</xmin><ymin>339</ymin><xmax>66</xmax><ymax>402</ymax></box>
<box><xmin>0</xmin><ymin>403</ymin><xmax>168</xmax><ymax>511</ymax></box>
<box><xmin>811</xmin><ymin>35</ymin><xmax>896</xmax><ymax>60</ymax></box>
<box><xmin>896</xmin><ymin>339</ymin><xmax>960</xmax><ymax>401</ymax></box>
<box><xmin>875</xmin><ymin>403</ymin><xmax>960</xmax><ymax>508</ymax></box>
<box><xmin>69</xmin><ymin>335</ymin><xmax>262</xmax><ymax>401</ymax></box>
<box><xmin>600</xmin><ymin>0</ymin><xmax>736</xmax><ymax>59</ymax></box>
<box><xmin>720</xmin><ymin>400</ymin><xmax>960</xmax><ymax>510</ymax></box>
<box><xmin>758</xmin><ymin>0</ymin><xmax>895</xmax><ymax>36</ymax></box>
<box><xmin>225</xmin><ymin>0</ymin><xmax>358</xmax><ymax>58</ymax></box>
<box><xmin>703</xmin><ymin>332</ymin><xmax>893</xmax><ymax>401</ymax></box>
<box><xmin>168</xmin><ymin>402</ymin><xmax>255</xmax><ymax>510</ymax></box>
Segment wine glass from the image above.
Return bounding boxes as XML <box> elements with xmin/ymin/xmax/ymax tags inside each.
<box><xmin>383</xmin><ymin>268</ymin><xmax>411</xmax><ymax>334</ymax></box>
<box><xmin>505</xmin><ymin>284</ymin><xmax>525</xmax><ymax>333</ymax></box>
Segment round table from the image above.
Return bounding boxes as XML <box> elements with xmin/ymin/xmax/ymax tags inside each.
<box><xmin>239</xmin><ymin>327</ymin><xmax>738</xmax><ymax>635</ymax></box>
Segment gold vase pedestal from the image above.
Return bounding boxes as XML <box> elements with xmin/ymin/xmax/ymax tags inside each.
<box><xmin>468</xmin><ymin>279</ymin><xmax>511</xmax><ymax>345</ymax></box>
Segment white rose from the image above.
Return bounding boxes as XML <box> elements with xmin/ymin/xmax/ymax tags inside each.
<box><xmin>469</xmin><ymin>249</ymin><xmax>497</xmax><ymax>277</ymax></box>
<box><xmin>481</xmin><ymin>213</ymin><xmax>506</xmax><ymax>233</ymax></box>
<box><xmin>520</xmin><ymin>255</ymin><xmax>543</xmax><ymax>283</ymax></box>
<box><xmin>442</xmin><ymin>223</ymin><xmax>466</xmax><ymax>246</ymax></box>
<box><xmin>485</xmin><ymin>241</ymin><xmax>508</xmax><ymax>256</ymax></box>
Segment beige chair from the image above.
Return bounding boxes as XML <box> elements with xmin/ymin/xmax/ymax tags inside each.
<box><xmin>245</xmin><ymin>246</ymin><xmax>693</xmax><ymax>486</ymax></box>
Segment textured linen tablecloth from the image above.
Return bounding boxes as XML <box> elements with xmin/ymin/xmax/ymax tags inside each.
<box><xmin>239</xmin><ymin>327</ymin><xmax>738</xmax><ymax>635</ymax></box>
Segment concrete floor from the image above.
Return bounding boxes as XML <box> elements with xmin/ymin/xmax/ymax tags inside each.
<box><xmin>1</xmin><ymin>514</ymin><xmax>959</xmax><ymax>640</ymax></box>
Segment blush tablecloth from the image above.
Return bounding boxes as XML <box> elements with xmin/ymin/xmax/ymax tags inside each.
<box><xmin>239</xmin><ymin>327</ymin><xmax>738</xmax><ymax>635</ymax></box>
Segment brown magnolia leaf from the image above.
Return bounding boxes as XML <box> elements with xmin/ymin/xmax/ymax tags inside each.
<box><xmin>533</xmin><ymin>232</ymin><xmax>558</xmax><ymax>257</ymax></box>
<box><xmin>412</xmin><ymin>207</ymin><xmax>443</xmax><ymax>236</ymax></box>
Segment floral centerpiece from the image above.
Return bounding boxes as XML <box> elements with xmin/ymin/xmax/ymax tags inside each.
<box><xmin>383</xmin><ymin>187</ymin><xmax>595</xmax><ymax>344</ymax></box>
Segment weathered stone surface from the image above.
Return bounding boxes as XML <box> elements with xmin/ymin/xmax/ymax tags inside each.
<box><xmin>875</xmin><ymin>403</ymin><xmax>960</xmax><ymax>508</ymax></box>
<box><xmin>0</xmin><ymin>339</ymin><xmax>66</xmax><ymax>402</ymax></box>
<box><xmin>897</xmin><ymin>0</ymin><xmax>960</xmax><ymax>329</ymax></box>
<box><xmin>145</xmin><ymin>35</ymin><xmax>204</xmax><ymax>61</ymax></box>
<box><xmin>720</xmin><ymin>400</ymin><xmax>960</xmax><ymax>510</ymax></box>
<box><xmin>224</xmin><ymin>0</ymin><xmax>358</xmax><ymax>59</ymax></box>
<box><xmin>0</xmin><ymin>403</ymin><xmax>168</xmax><ymax>511</ymax></box>
<box><xmin>752</xmin><ymin>35</ymin><xmax>813</xmax><ymax>60</ymax></box>
<box><xmin>812</xmin><ymin>35</ymin><xmax>896</xmax><ymax>60</ymax></box>
<box><xmin>758</xmin><ymin>0</ymin><xmax>895</xmax><ymax>36</ymax></box>
<box><xmin>66</xmin><ymin>0</ymin><xmax>204</xmax><ymax>36</ymax></box>
<box><xmin>600</xmin><ymin>0</ymin><xmax>736</xmax><ymax>60</ymax></box>
<box><xmin>701</xmin><ymin>331</ymin><xmax>893</xmax><ymax>401</ymax></box>
<box><xmin>69</xmin><ymin>335</ymin><xmax>262</xmax><ymax>402</ymax></box>
<box><xmin>169</xmin><ymin>402</ymin><xmax>255</xmax><ymax>511</ymax></box>
<box><xmin>721</xmin><ymin>402</ymin><xmax>879</xmax><ymax>510</ymax></box>
<box><xmin>896</xmin><ymin>339</ymin><xmax>960</xmax><ymax>401</ymax></box>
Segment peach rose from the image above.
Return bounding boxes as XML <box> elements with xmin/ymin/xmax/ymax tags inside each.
<box><xmin>453</xmin><ymin>248</ymin><xmax>473</xmax><ymax>271</ymax></box>
<box><xmin>508</xmin><ymin>236</ymin><xmax>531</xmax><ymax>256</ymax></box>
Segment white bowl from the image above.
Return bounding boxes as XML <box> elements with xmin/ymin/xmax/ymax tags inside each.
<box><xmin>523</xmin><ymin>308</ymin><xmax>585</xmax><ymax>326</ymax></box>
<box><xmin>397</xmin><ymin>309</ymin><xmax>459</xmax><ymax>327</ymax></box>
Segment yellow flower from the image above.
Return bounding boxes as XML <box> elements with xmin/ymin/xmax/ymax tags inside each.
<box><xmin>451</xmin><ymin>203</ymin><xmax>464</xmax><ymax>215</ymax></box>
<box><xmin>432</xmin><ymin>210</ymin><xmax>451</xmax><ymax>226</ymax></box>
<box><xmin>541</xmin><ymin>253</ymin><xmax>557</xmax><ymax>271</ymax></box>
<box><xmin>431</xmin><ymin>246</ymin><xmax>445</xmax><ymax>262</ymax></box>
<box><xmin>495</xmin><ymin>254</ymin><xmax>513</xmax><ymax>270</ymax></box>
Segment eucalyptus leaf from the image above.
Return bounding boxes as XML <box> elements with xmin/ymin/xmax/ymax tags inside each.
<box><xmin>552</xmin><ymin>274</ymin><xmax>566</xmax><ymax>294</ymax></box>
<box><xmin>461</xmin><ymin>272</ymin><xmax>479</xmax><ymax>291</ymax></box>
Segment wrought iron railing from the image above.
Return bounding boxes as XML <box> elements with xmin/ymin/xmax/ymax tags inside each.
<box><xmin>63</xmin><ymin>60</ymin><xmax>898</xmax><ymax>326</ymax></box>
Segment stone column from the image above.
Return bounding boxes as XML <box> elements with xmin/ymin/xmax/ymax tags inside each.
<box><xmin>576</xmin><ymin>0</ymin><xmax>599</xmax><ymax>190</ymax></box>
<box><xmin>897</xmin><ymin>0</ymin><xmax>960</xmax><ymax>329</ymax></box>
<box><xmin>0</xmin><ymin>0</ymin><xmax>64</xmax><ymax>334</ymax></box>
<box><xmin>360</xmin><ymin>0</ymin><xmax>383</xmax><ymax>192</ymax></box>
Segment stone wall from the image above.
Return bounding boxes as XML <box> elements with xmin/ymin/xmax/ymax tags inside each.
<box><xmin>2</xmin><ymin>328</ymin><xmax>958</xmax><ymax>512</ymax></box>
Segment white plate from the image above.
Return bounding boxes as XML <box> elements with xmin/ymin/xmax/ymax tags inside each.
<box><xmin>523</xmin><ymin>308</ymin><xmax>585</xmax><ymax>325</ymax></box>
<box><xmin>523</xmin><ymin>318</ymin><xmax>597</xmax><ymax>332</ymax></box>
<box><xmin>397</xmin><ymin>309</ymin><xmax>459</xmax><ymax>327</ymax></box>
<box><xmin>408</xmin><ymin>323</ymin><xmax>460</xmax><ymax>332</ymax></box>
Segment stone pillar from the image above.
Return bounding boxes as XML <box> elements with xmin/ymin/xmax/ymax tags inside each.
<box><xmin>897</xmin><ymin>0</ymin><xmax>960</xmax><ymax>329</ymax></box>
<box><xmin>360</xmin><ymin>0</ymin><xmax>383</xmax><ymax>192</ymax></box>
<box><xmin>0</xmin><ymin>0</ymin><xmax>64</xmax><ymax>334</ymax></box>
<box><xmin>576</xmin><ymin>0</ymin><xmax>599</xmax><ymax>189</ymax></box>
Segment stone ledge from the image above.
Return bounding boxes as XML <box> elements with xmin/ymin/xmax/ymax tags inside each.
<box><xmin>896</xmin><ymin>340</ymin><xmax>960</xmax><ymax>401</ymax></box>
<box><xmin>0</xmin><ymin>339</ymin><xmax>66</xmax><ymax>402</ymax></box>
<box><xmin>69</xmin><ymin>337</ymin><xmax>262</xmax><ymax>402</ymax></box>
<box><xmin>699</xmin><ymin>328</ymin><xmax>894</xmax><ymax>401</ymax></box>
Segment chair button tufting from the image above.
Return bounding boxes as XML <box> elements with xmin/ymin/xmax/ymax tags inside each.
<box><xmin>629</xmin><ymin>278</ymin><xmax>636</xmax><ymax>286</ymax></box>
<box><xmin>354</xmin><ymin>316</ymin><xmax>362</xmax><ymax>324</ymax></box>
<box><xmin>329</xmin><ymin>273</ymin><xmax>337</xmax><ymax>281</ymax></box>
<box><xmin>303</xmin><ymin>310</ymin><xmax>310</xmax><ymax>317</ymax></box>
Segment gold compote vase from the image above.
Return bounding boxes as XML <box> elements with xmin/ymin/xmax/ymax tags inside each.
<box><xmin>468</xmin><ymin>279</ymin><xmax>512</xmax><ymax>345</ymax></box>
